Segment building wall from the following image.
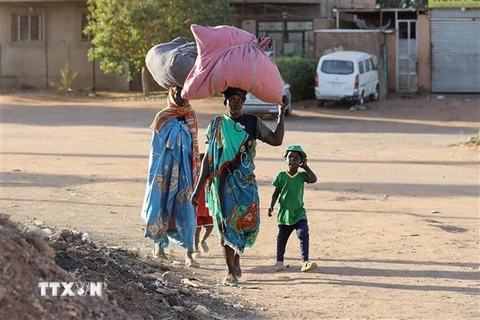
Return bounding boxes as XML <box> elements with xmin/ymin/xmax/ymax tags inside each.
<box><xmin>313</xmin><ymin>18</ymin><xmax>335</xmax><ymax>30</ymax></box>
<box><xmin>0</xmin><ymin>2</ymin><xmax>128</xmax><ymax>91</ymax></box>
<box><xmin>233</xmin><ymin>0</ymin><xmax>375</xmax><ymax>21</ymax></box>
<box><xmin>241</xmin><ymin>20</ymin><xmax>256</xmax><ymax>35</ymax></box>
<box><xmin>333</xmin><ymin>0</ymin><xmax>376</xmax><ymax>9</ymax></box>
<box><xmin>1</xmin><ymin>1</ymin><xmax>427</xmax><ymax>94</ymax></box>
<box><xmin>234</xmin><ymin>3</ymin><xmax>324</xmax><ymax>21</ymax></box>
<box><xmin>230</xmin><ymin>0</ymin><xmax>376</xmax><ymax>9</ymax></box>
<box><xmin>314</xmin><ymin>31</ymin><xmax>389</xmax><ymax>98</ymax></box>
<box><xmin>243</xmin><ymin>17</ymin><xmax>335</xmax><ymax>35</ymax></box>
<box><xmin>385</xmin><ymin>32</ymin><xmax>396</xmax><ymax>92</ymax></box>
<box><xmin>417</xmin><ymin>13</ymin><xmax>430</xmax><ymax>93</ymax></box>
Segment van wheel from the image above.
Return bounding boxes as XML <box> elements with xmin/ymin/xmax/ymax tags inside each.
<box><xmin>370</xmin><ymin>85</ymin><xmax>379</xmax><ymax>101</ymax></box>
<box><xmin>357</xmin><ymin>93</ymin><xmax>364</xmax><ymax>106</ymax></box>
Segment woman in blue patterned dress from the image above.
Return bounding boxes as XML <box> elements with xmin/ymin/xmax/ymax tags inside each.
<box><xmin>141</xmin><ymin>87</ymin><xmax>201</xmax><ymax>267</ymax></box>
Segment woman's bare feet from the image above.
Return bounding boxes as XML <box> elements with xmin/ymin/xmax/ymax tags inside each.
<box><xmin>200</xmin><ymin>241</ymin><xmax>209</xmax><ymax>253</ymax></box>
<box><xmin>153</xmin><ymin>243</ymin><xmax>166</xmax><ymax>258</ymax></box>
<box><xmin>223</xmin><ymin>272</ymin><xmax>238</xmax><ymax>286</ymax></box>
<box><xmin>234</xmin><ymin>265</ymin><xmax>242</xmax><ymax>278</ymax></box>
<box><xmin>185</xmin><ymin>251</ymin><xmax>200</xmax><ymax>268</ymax></box>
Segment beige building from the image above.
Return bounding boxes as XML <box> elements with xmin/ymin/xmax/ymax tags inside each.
<box><xmin>229</xmin><ymin>1</ymin><xmax>434</xmax><ymax>94</ymax></box>
<box><xmin>0</xmin><ymin>0</ymin><xmax>128</xmax><ymax>91</ymax></box>
<box><xmin>231</xmin><ymin>0</ymin><xmax>376</xmax><ymax>56</ymax></box>
<box><xmin>5</xmin><ymin>0</ymin><xmax>475</xmax><ymax>94</ymax></box>
<box><xmin>1</xmin><ymin>0</ymin><xmax>376</xmax><ymax>91</ymax></box>
<box><xmin>321</xmin><ymin>7</ymin><xmax>431</xmax><ymax>94</ymax></box>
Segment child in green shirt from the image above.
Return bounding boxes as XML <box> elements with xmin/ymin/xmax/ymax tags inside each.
<box><xmin>268</xmin><ymin>145</ymin><xmax>318</xmax><ymax>272</ymax></box>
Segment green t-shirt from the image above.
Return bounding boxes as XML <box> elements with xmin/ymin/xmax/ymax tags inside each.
<box><xmin>272</xmin><ymin>171</ymin><xmax>308</xmax><ymax>225</ymax></box>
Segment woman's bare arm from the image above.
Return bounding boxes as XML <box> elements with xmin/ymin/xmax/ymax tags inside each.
<box><xmin>191</xmin><ymin>154</ymin><xmax>210</xmax><ymax>206</ymax></box>
<box><xmin>263</xmin><ymin>95</ymin><xmax>289</xmax><ymax>146</ymax></box>
<box><xmin>268</xmin><ymin>187</ymin><xmax>281</xmax><ymax>217</ymax></box>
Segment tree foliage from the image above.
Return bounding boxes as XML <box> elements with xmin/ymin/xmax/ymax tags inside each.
<box><xmin>84</xmin><ymin>0</ymin><xmax>234</xmax><ymax>79</ymax></box>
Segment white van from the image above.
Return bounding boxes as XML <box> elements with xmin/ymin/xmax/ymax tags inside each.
<box><xmin>314</xmin><ymin>51</ymin><xmax>379</xmax><ymax>105</ymax></box>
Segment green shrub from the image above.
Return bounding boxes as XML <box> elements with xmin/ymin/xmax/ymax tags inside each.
<box><xmin>464</xmin><ymin>131</ymin><xmax>480</xmax><ymax>147</ymax></box>
<box><xmin>274</xmin><ymin>55</ymin><xmax>317</xmax><ymax>101</ymax></box>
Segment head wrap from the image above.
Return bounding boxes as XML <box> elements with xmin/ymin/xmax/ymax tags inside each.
<box><xmin>222</xmin><ymin>87</ymin><xmax>247</xmax><ymax>106</ymax></box>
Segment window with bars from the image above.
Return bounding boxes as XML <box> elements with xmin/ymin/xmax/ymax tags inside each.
<box><xmin>258</xmin><ymin>20</ymin><xmax>312</xmax><ymax>55</ymax></box>
<box><xmin>11</xmin><ymin>14</ymin><xmax>42</xmax><ymax>42</ymax></box>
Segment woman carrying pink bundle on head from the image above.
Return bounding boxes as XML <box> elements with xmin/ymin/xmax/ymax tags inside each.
<box><xmin>191</xmin><ymin>87</ymin><xmax>289</xmax><ymax>286</ymax></box>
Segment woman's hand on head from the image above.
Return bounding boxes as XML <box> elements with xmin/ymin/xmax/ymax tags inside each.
<box><xmin>278</xmin><ymin>95</ymin><xmax>289</xmax><ymax>113</ymax></box>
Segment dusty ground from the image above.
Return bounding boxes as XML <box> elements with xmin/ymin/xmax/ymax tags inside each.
<box><xmin>0</xmin><ymin>213</ymin><xmax>254</xmax><ymax>319</ymax></box>
<box><xmin>1</xmin><ymin>91</ymin><xmax>479</xmax><ymax>319</ymax></box>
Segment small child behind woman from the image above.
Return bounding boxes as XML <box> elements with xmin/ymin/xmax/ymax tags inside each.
<box><xmin>193</xmin><ymin>153</ymin><xmax>214</xmax><ymax>256</ymax></box>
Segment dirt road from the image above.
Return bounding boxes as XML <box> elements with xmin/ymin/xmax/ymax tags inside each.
<box><xmin>1</xmin><ymin>92</ymin><xmax>479</xmax><ymax>319</ymax></box>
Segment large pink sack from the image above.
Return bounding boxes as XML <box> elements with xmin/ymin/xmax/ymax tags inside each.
<box><xmin>181</xmin><ymin>24</ymin><xmax>284</xmax><ymax>104</ymax></box>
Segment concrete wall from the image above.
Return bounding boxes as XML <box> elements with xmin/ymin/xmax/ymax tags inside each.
<box><xmin>417</xmin><ymin>13</ymin><xmax>431</xmax><ymax>93</ymax></box>
<box><xmin>231</xmin><ymin>0</ymin><xmax>375</xmax><ymax>8</ymax></box>
<box><xmin>314</xmin><ymin>30</ymin><xmax>389</xmax><ymax>98</ymax></box>
<box><xmin>385</xmin><ymin>32</ymin><xmax>397</xmax><ymax>92</ymax></box>
<box><xmin>241</xmin><ymin>20</ymin><xmax>256</xmax><ymax>35</ymax></box>
<box><xmin>334</xmin><ymin>0</ymin><xmax>376</xmax><ymax>9</ymax></box>
<box><xmin>0</xmin><ymin>2</ymin><xmax>128</xmax><ymax>91</ymax></box>
<box><xmin>313</xmin><ymin>18</ymin><xmax>335</xmax><ymax>30</ymax></box>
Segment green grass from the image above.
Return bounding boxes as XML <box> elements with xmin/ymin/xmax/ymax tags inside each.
<box><xmin>456</xmin><ymin>131</ymin><xmax>480</xmax><ymax>148</ymax></box>
<box><xmin>450</xmin><ymin>130</ymin><xmax>480</xmax><ymax>149</ymax></box>
<box><xmin>466</xmin><ymin>133</ymin><xmax>480</xmax><ymax>146</ymax></box>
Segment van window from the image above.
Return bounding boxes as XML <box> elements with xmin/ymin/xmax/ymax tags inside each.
<box><xmin>321</xmin><ymin>60</ymin><xmax>354</xmax><ymax>75</ymax></box>
<box><xmin>358</xmin><ymin>61</ymin><xmax>365</xmax><ymax>74</ymax></box>
<box><xmin>365</xmin><ymin>59</ymin><xmax>371</xmax><ymax>72</ymax></box>
<box><xmin>370</xmin><ymin>58</ymin><xmax>376</xmax><ymax>70</ymax></box>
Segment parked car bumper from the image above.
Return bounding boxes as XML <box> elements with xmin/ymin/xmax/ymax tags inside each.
<box><xmin>315</xmin><ymin>88</ymin><xmax>359</xmax><ymax>101</ymax></box>
<box><xmin>244</xmin><ymin>85</ymin><xmax>292</xmax><ymax>115</ymax></box>
<box><xmin>242</xmin><ymin>102</ymin><xmax>282</xmax><ymax>115</ymax></box>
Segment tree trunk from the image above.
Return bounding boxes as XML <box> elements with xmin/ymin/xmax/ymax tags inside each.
<box><xmin>141</xmin><ymin>66</ymin><xmax>150</xmax><ymax>97</ymax></box>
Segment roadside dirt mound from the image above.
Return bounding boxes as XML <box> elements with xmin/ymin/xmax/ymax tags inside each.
<box><xmin>0</xmin><ymin>214</ymin><xmax>254</xmax><ymax>319</ymax></box>
<box><xmin>0</xmin><ymin>214</ymin><xmax>129</xmax><ymax>319</ymax></box>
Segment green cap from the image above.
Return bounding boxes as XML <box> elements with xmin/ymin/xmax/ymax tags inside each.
<box><xmin>283</xmin><ymin>145</ymin><xmax>307</xmax><ymax>159</ymax></box>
